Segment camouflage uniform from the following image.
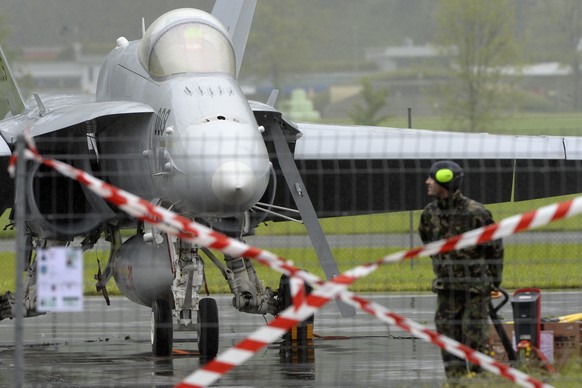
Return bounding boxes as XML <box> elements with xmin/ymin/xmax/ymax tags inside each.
<box><xmin>418</xmin><ymin>189</ymin><xmax>503</xmax><ymax>380</ymax></box>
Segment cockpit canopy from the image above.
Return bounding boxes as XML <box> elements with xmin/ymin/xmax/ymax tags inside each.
<box><xmin>138</xmin><ymin>8</ymin><xmax>236</xmax><ymax>77</ymax></box>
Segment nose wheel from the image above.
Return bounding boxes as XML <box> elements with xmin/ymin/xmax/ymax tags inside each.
<box><xmin>197</xmin><ymin>298</ymin><xmax>219</xmax><ymax>359</ymax></box>
<box><xmin>151</xmin><ymin>298</ymin><xmax>173</xmax><ymax>356</ymax></box>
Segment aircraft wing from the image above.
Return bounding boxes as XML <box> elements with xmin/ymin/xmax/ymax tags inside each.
<box><xmin>0</xmin><ymin>97</ymin><xmax>154</xmax><ymax>139</ymax></box>
<box><xmin>297</xmin><ymin>122</ymin><xmax>582</xmax><ymax>206</ymax></box>
<box><xmin>255</xmin><ymin>110</ymin><xmax>582</xmax><ymax>218</ymax></box>
<box><xmin>22</xmin><ymin>101</ymin><xmax>153</xmax><ymax>139</ymax></box>
<box><xmin>294</xmin><ymin>123</ymin><xmax>582</xmax><ymax>161</ymax></box>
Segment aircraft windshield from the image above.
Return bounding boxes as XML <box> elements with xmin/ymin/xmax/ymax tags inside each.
<box><xmin>139</xmin><ymin>9</ymin><xmax>235</xmax><ymax>77</ymax></box>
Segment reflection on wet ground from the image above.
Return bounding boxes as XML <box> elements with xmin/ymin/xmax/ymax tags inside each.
<box><xmin>0</xmin><ymin>292</ymin><xmax>581</xmax><ymax>387</ymax></box>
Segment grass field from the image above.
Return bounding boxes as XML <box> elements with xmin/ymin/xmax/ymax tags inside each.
<box><xmin>255</xmin><ymin>194</ymin><xmax>582</xmax><ymax>236</ymax></box>
<box><xmin>0</xmin><ymin>194</ymin><xmax>580</xmax><ymax>240</ymax></box>
<box><xmin>1</xmin><ymin>243</ymin><xmax>580</xmax><ymax>295</ymax></box>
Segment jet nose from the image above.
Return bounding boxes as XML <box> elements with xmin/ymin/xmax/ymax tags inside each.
<box><xmin>212</xmin><ymin>160</ymin><xmax>257</xmax><ymax>206</ymax></box>
<box><xmin>165</xmin><ymin>119</ymin><xmax>270</xmax><ymax>216</ymax></box>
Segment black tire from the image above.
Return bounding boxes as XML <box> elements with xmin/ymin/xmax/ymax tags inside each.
<box><xmin>151</xmin><ymin>298</ymin><xmax>173</xmax><ymax>356</ymax></box>
<box><xmin>198</xmin><ymin>298</ymin><xmax>219</xmax><ymax>358</ymax></box>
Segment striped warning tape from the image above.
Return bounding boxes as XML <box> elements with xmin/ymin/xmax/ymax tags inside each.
<box><xmin>11</xmin><ymin>140</ymin><xmax>564</xmax><ymax>388</ymax></box>
<box><xmin>177</xmin><ymin>279</ymin><xmax>554</xmax><ymax>388</ymax></box>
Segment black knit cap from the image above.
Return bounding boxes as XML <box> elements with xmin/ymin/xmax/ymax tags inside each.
<box><xmin>428</xmin><ymin>160</ymin><xmax>464</xmax><ymax>192</ymax></box>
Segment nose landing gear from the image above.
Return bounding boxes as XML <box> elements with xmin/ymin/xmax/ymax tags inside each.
<box><xmin>145</xmin><ymin>234</ymin><xmax>220</xmax><ymax>359</ymax></box>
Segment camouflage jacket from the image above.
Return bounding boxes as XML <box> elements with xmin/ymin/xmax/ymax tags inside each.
<box><xmin>418</xmin><ymin>190</ymin><xmax>504</xmax><ymax>294</ymax></box>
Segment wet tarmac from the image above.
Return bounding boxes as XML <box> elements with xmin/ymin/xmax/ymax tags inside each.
<box><xmin>1</xmin><ymin>291</ymin><xmax>582</xmax><ymax>387</ymax></box>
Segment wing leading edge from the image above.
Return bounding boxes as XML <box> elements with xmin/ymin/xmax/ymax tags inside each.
<box><xmin>294</xmin><ymin>123</ymin><xmax>581</xmax><ymax>161</ymax></box>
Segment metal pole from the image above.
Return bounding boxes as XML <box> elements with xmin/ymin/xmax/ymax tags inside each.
<box><xmin>407</xmin><ymin>108</ymin><xmax>414</xmax><ymax>269</ymax></box>
<box><xmin>14</xmin><ymin>135</ymin><xmax>26</xmax><ymax>387</ymax></box>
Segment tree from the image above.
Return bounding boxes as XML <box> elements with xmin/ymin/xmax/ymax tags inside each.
<box><xmin>435</xmin><ymin>0</ymin><xmax>519</xmax><ymax>131</ymax></box>
<box><xmin>530</xmin><ymin>0</ymin><xmax>582</xmax><ymax>110</ymax></box>
<box><xmin>348</xmin><ymin>78</ymin><xmax>389</xmax><ymax>126</ymax></box>
<box><xmin>241</xmin><ymin>1</ymin><xmax>329</xmax><ymax>92</ymax></box>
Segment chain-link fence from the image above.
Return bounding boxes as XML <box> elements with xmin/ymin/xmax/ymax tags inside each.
<box><xmin>0</xmin><ymin>123</ymin><xmax>581</xmax><ymax>387</ymax></box>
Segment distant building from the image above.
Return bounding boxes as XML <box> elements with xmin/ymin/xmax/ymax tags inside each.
<box><xmin>365</xmin><ymin>40</ymin><xmax>450</xmax><ymax>71</ymax></box>
<box><xmin>13</xmin><ymin>44</ymin><xmax>103</xmax><ymax>96</ymax></box>
<box><xmin>10</xmin><ymin>41</ymin><xmax>579</xmax><ymax>115</ymax></box>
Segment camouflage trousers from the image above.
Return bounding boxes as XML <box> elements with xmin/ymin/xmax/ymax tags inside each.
<box><xmin>435</xmin><ymin>289</ymin><xmax>491</xmax><ymax>381</ymax></box>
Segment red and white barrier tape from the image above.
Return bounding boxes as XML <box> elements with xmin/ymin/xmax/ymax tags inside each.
<box><xmin>11</xmin><ymin>141</ymin><xmax>564</xmax><ymax>388</ymax></box>
<box><xmin>178</xmin><ymin>285</ymin><xmax>551</xmax><ymax>388</ymax></box>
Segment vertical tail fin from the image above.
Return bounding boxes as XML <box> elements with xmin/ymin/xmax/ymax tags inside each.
<box><xmin>212</xmin><ymin>0</ymin><xmax>257</xmax><ymax>78</ymax></box>
<box><xmin>0</xmin><ymin>46</ymin><xmax>26</xmax><ymax>119</ymax></box>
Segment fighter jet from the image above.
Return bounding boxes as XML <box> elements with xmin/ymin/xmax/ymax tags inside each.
<box><xmin>2</xmin><ymin>0</ymin><xmax>582</xmax><ymax>359</ymax></box>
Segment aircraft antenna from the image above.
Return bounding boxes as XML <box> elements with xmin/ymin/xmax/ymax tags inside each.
<box><xmin>33</xmin><ymin>94</ymin><xmax>47</xmax><ymax>117</ymax></box>
<box><xmin>141</xmin><ymin>17</ymin><xmax>146</xmax><ymax>37</ymax></box>
<box><xmin>266</xmin><ymin>90</ymin><xmax>279</xmax><ymax>107</ymax></box>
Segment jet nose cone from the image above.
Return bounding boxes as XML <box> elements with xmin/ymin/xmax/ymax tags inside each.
<box><xmin>212</xmin><ymin>161</ymin><xmax>257</xmax><ymax>206</ymax></box>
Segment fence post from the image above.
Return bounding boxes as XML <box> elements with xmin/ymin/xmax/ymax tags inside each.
<box><xmin>14</xmin><ymin>135</ymin><xmax>27</xmax><ymax>387</ymax></box>
<box><xmin>408</xmin><ymin>107</ymin><xmax>414</xmax><ymax>269</ymax></box>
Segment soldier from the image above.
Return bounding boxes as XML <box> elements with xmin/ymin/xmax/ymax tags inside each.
<box><xmin>418</xmin><ymin>160</ymin><xmax>504</xmax><ymax>382</ymax></box>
